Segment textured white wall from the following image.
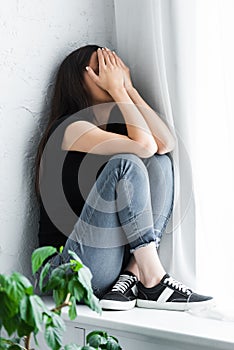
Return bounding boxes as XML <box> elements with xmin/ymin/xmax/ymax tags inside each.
<box><xmin>0</xmin><ymin>0</ymin><xmax>116</xmax><ymax>276</ymax></box>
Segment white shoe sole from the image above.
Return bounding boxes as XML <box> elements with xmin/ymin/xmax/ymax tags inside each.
<box><xmin>100</xmin><ymin>299</ymin><xmax>136</xmax><ymax>311</ymax></box>
<box><xmin>136</xmin><ymin>298</ymin><xmax>215</xmax><ymax>311</ymax></box>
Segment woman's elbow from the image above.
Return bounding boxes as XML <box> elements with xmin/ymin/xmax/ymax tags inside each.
<box><xmin>140</xmin><ymin>140</ymin><xmax>158</xmax><ymax>158</ymax></box>
<box><xmin>157</xmin><ymin>136</ymin><xmax>177</xmax><ymax>155</ymax></box>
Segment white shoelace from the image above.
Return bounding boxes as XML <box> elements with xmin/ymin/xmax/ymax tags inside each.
<box><xmin>112</xmin><ymin>274</ymin><xmax>137</xmax><ymax>294</ymax></box>
<box><xmin>164</xmin><ymin>276</ymin><xmax>192</xmax><ymax>295</ymax></box>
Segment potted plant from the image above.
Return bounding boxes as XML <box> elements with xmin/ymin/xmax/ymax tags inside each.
<box><xmin>0</xmin><ymin>246</ymin><xmax>122</xmax><ymax>350</ymax></box>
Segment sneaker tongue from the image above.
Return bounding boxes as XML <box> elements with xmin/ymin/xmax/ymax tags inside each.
<box><xmin>160</xmin><ymin>274</ymin><xmax>193</xmax><ymax>293</ymax></box>
<box><xmin>121</xmin><ymin>270</ymin><xmax>137</xmax><ymax>278</ymax></box>
<box><xmin>160</xmin><ymin>273</ymin><xmax>170</xmax><ymax>283</ymax></box>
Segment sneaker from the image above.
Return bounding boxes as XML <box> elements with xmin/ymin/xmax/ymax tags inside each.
<box><xmin>137</xmin><ymin>273</ymin><xmax>214</xmax><ymax>311</ymax></box>
<box><xmin>99</xmin><ymin>271</ymin><xmax>138</xmax><ymax>311</ymax></box>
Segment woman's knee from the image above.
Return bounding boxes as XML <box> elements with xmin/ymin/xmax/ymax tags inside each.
<box><xmin>146</xmin><ymin>153</ymin><xmax>173</xmax><ymax>173</ymax></box>
<box><xmin>156</xmin><ymin>153</ymin><xmax>173</xmax><ymax>170</ymax></box>
<box><xmin>107</xmin><ymin>153</ymin><xmax>148</xmax><ymax>182</ymax></box>
<box><xmin>109</xmin><ymin>153</ymin><xmax>146</xmax><ymax>171</ymax></box>
<box><xmin>110</xmin><ymin>152</ymin><xmax>143</xmax><ymax>163</ymax></box>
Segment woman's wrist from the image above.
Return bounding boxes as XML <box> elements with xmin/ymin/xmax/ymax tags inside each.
<box><xmin>125</xmin><ymin>86</ymin><xmax>138</xmax><ymax>97</ymax></box>
<box><xmin>125</xmin><ymin>85</ymin><xmax>135</xmax><ymax>95</ymax></box>
<box><xmin>108</xmin><ymin>87</ymin><xmax>131</xmax><ymax>102</ymax></box>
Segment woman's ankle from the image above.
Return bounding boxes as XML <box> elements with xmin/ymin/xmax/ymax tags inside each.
<box><xmin>124</xmin><ymin>256</ymin><xmax>140</xmax><ymax>279</ymax></box>
<box><xmin>140</xmin><ymin>271</ymin><xmax>165</xmax><ymax>288</ymax></box>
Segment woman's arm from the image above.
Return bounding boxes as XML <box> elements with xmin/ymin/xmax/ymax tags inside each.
<box><xmin>111</xmin><ymin>49</ymin><xmax>176</xmax><ymax>154</ymax></box>
<box><xmin>62</xmin><ymin>120</ymin><xmax>156</xmax><ymax>158</ymax></box>
<box><xmin>63</xmin><ymin>48</ymin><xmax>158</xmax><ymax>158</ymax></box>
<box><xmin>86</xmin><ymin>48</ymin><xmax>158</xmax><ymax>155</ymax></box>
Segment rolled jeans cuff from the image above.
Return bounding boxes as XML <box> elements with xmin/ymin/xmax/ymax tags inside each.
<box><xmin>129</xmin><ymin>229</ymin><xmax>157</xmax><ymax>254</ymax></box>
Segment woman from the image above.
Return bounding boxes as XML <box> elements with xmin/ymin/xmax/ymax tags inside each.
<box><xmin>35</xmin><ymin>44</ymin><xmax>213</xmax><ymax>311</ymax></box>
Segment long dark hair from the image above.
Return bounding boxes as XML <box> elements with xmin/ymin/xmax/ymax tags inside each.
<box><xmin>35</xmin><ymin>44</ymin><xmax>102</xmax><ymax>199</ymax></box>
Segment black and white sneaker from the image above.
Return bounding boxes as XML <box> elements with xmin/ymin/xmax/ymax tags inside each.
<box><xmin>137</xmin><ymin>273</ymin><xmax>214</xmax><ymax>311</ymax></box>
<box><xmin>99</xmin><ymin>271</ymin><xmax>138</xmax><ymax>311</ymax></box>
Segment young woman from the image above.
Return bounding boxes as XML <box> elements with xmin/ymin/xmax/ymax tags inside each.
<box><xmin>35</xmin><ymin>44</ymin><xmax>213</xmax><ymax>311</ymax></box>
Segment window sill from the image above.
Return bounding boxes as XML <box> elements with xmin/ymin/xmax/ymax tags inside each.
<box><xmin>43</xmin><ymin>297</ymin><xmax>234</xmax><ymax>350</ymax></box>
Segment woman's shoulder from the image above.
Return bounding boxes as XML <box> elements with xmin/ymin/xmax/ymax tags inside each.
<box><xmin>49</xmin><ymin>110</ymin><xmax>94</xmax><ymax>136</ymax></box>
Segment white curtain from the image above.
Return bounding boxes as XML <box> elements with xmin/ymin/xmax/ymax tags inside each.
<box><xmin>194</xmin><ymin>0</ymin><xmax>234</xmax><ymax>303</ymax></box>
<box><xmin>114</xmin><ymin>0</ymin><xmax>197</xmax><ymax>289</ymax></box>
<box><xmin>114</xmin><ymin>0</ymin><xmax>234</xmax><ymax>318</ymax></box>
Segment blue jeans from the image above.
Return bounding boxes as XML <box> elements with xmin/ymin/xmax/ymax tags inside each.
<box><xmin>50</xmin><ymin>153</ymin><xmax>174</xmax><ymax>298</ymax></box>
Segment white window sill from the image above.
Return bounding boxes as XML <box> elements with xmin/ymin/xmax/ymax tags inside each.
<box><xmin>43</xmin><ymin>297</ymin><xmax>234</xmax><ymax>350</ymax></box>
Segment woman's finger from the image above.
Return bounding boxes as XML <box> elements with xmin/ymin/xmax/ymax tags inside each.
<box><xmin>102</xmin><ymin>49</ymin><xmax>112</xmax><ymax>66</ymax></box>
<box><xmin>97</xmin><ymin>48</ymin><xmax>105</xmax><ymax>71</ymax></box>
<box><xmin>85</xmin><ymin>66</ymin><xmax>99</xmax><ymax>84</ymax></box>
<box><xmin>113</xmin><ymin>52</ymin><xmax>127</xmax><ymax>69</ymax></box>
<box><xmin>105</xmin><ymin>48</ymin><xmax>117</xmax><ymax>65</ymax></box>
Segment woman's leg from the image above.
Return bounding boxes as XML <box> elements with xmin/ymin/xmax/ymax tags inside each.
<box><xmin>97</xmin><ymin>154</ymin><xmax>213</xmax><ymax>311</ymax></box>
<box><xmin>142</xmin><ymin>153</ymin><xmax>174</xmax><ymax>247</ymax></box>
<box><xmin>56</xmin><ymin>152</ymin><xmax>158</xmax><ymax>298</ymax></box>
<box><xmin>122</xmin><ymin>153</ymin><xmax>174</xmax><ymax>280</ymax></box>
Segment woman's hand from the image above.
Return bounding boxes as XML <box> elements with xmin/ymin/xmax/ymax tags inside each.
<box><xmin>86</xmin><ymin>48</ymin><xmax>125</xmax><ymax>95</ymax></box>
<box><xmin>110</xmin><ymin>49</ymin><xmax>134</xmax><ymax>91</ymax></box>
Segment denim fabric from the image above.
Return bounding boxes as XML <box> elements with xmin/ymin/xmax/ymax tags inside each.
<box><xmin>49</xmin><ymin>153</ymin><xmax>174</xmax><ymax>298</ymax></box>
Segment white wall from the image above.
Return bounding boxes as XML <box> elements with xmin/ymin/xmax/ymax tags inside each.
<box><xmin>0</xmin><ymin>0</ymin><xmax>116</xmax><ymax>276</ymax></box>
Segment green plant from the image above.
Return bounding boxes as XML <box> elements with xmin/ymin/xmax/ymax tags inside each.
<box><xmin>0</xmin><ymin>246</ymin><xmax>122</xmax><ymax>350</ymax></box>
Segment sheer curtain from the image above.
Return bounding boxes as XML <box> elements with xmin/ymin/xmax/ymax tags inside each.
<box><xmin>114</xmin><ymin>0</ymin><xmax>197</xmax><ymax>288</ymax></box>
<box><xmin>195</xmin><ymin>0</ymin><xmax>234</xmax><ymax>304</ymax></box>
<box><xmin>114</xmin><ymin>0</ymin><xmax>234</xmax><ymax>316</ymax></box>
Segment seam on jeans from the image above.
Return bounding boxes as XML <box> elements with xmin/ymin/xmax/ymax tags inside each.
<box><xmin>121</xmin><ymin>175</ymin><xmax>143</xmax><ymax>244</ymax></box>
<box><xmin>153</xmin><ymin>214</ymin><xmax>171</xmax><ymax>237</ymax></box>
<box><xmin>120</xmin><ymin>209</ymin><xmax>152</xmax><ymax>225</ymax></box>
<box><xmin>123</xmin><ymin>177</ymin><xmax>142</xmax><ymax>233</ymax></box>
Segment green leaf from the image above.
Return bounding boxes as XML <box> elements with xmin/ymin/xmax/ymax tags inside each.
<box><xmin>43</xmin><ymin>265</ymin><xmax>67</xmax><ymax>292</ymax></box>
<box><xmin>50</xmin><ymin>312</ymin><xmax>66</xmax><ymax>333</ymax></box>
<box><xmin>0</xmin><ymin>274</ymin><xmax>10</xmax><ymax>290</ymax></box>
<box><xmin>53</xmin><ymin>288</ymin><xmax>68</xmax><ymax>308</ymax></box>
<box><xmin>107</xmin><ymin>336</ymin><xmax>119</xmax><ymax>343</ymax></box>
<box><xmin>10</xmin><ymin>272</ymin><xmax>33</xmax><ymax>295</ymax></box>
<box><xmin>2</xmin><ymin>314</ymin><xmax>18</xmax><ymax>336</ymax></box>
<box><xmin>39</xmin><ymin>262</ymin><xmax>51</xmax><ymax>292</ymax></box>
<box><xmin>4</xmin><ymin>276</ymin><xmax>24</xmax><ymax>303</ymax></box>
<box><xmin>59</xmin><ymin>246</ymin><xmax>64</xmax><ymax>254</ymax></box>
<box><xmin>88</xmin><ymin>334</ymin><xmax>107</xmax><ymax>348</ymax></box>
<box><xmin>86</xmin><ymin>331</ymin><xmax>108</xmax><ymax>345</ymax></box>
<box><xmin>19</xmin><ymin>295</ymin><xmax>34</xmax><ymax>328</ymax></box>
<box><xmin>72</xmin><ymin>264</ymin><xmax>101</xmax><ymax>314</ymax></box>
<box><xmin>29</xmin><ymin>295</ymin><xmax>45</xmax><ymax>330</ymax></box>
<box><xmin>31</xmin><ymin>246</ymin><xmax>57</xmax><ymax>274</ymax></box>
<box><xmin>45</xmin><ymin>325</ymin><xmax>62</xmax><ymax>350</ymax></box>
<box><xmin>77</xmin><ymin>266</ymin><xmax>93</xmax><ymax>295</ymax></box>
<box><xmin>17</xmin><ymin>318</ymin><xmax>35</xmax><ymax>337</ymax></box>
<box><xmin>44</xmin><ymin>313</ymin><xmax>65</xmax><ymax>350</ymax></box>
<box><xmin>0</xmin><ymin>273</ymin><xmax>34</xmax><ymax>322</ymax></box>
<box><xmin>70</xmin><ymin>259</ymin><xmax>83</xmax><ymax>272</ymax></box>
<box><xmin>105</xmin><ymin>337</ymin><xmax>121</xmax><ymax>350</ymax></box>
<box><xmin>68</xmin><ymin>250</ymin><xmax>83</xmax><ymax>265</ymax></box>
<box><xmin>0</xmin><ymin>337</ymin><xmax>9</xmax><ymax>350</ymax></box>
<box><xmin>8</xmin><ymin>345</ymin><xmax>22</xmax><ymax>350</ymax></box>
<box><xmin>20</xmin><ymin>295</ymin><xmax>44</xmax><ymax>331</ymax></box>
<box><xmin>67</xmin><ymin>279</ymin><xmax>85</xmax><ymax>302</ymax></box>
<box><xmin>68</xmin><ymin>296</ymin><xmax>77</xmax><ymax>320</ymax></box>
<box><xmin>0</xmin><ymin>291</ymin><xmax>19</xmax><ymax>319</ymax></box>
<box><xmin>84</xmin><ymin>291</ymin><xmax>102</xmax><ymax>315</ymax></box>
